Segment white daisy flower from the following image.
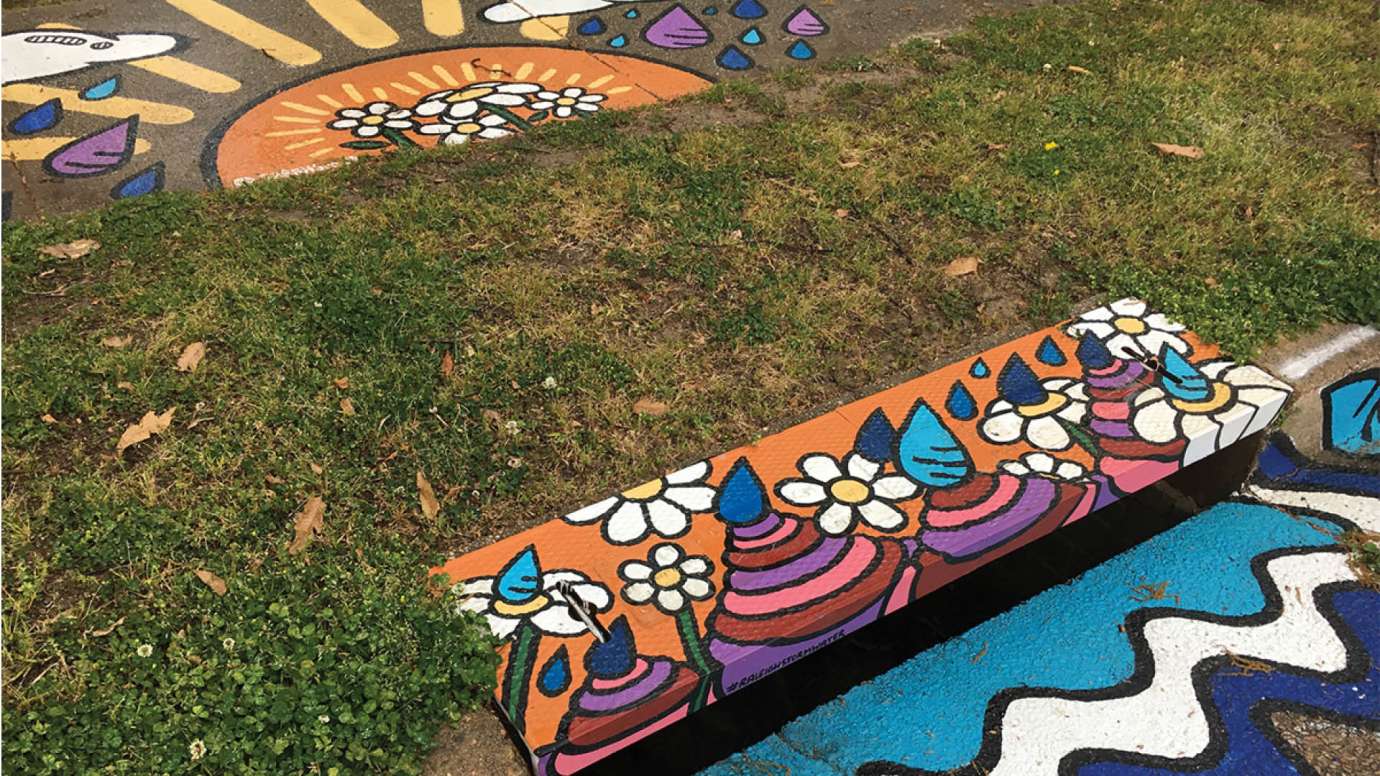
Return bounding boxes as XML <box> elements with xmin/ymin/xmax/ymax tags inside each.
<box><xmin>1131</xmin><ymin>358</ymin><xmax>1291</xmax><ymax>466</ymax></box>
<box><xmin>188</xmin><ymin>739</ymin><xmax>207</xmax><ymax>761</ymax></box>
<box><xmin>327</xmin><ymin>101</ymin><xmax>415</xmax><ymax>138</ymax></box>
<box><xmin>454</xmin><ymin>568</ymin><xmax>612</xmax><ymax>640</ymax></box>
<box><xmin>563</xmin><ymin>461</ymin><xmax>716</xmax><ymax>545</ymax></box>
<box><xmin>618</xmin><ymin>543</ymin><xmax>715</xmax><ymax>615</ymax></box>
<box><xmin>528</xmin><ymin>86</ymin><xmax>606</xmax><ymax>119</ymax></box>
<box><xmin>980</xmin><ymin>355</ymin><xmax>1089</xmax><ymax>451</ymax></box>
<box><xmin>417</xmin><ymin>113</ymin><xmax>513</xmax><ymax>145</ymax></box>
<box><xmin>999</xmin><ymin>451</ymin><xmax>1088</xmax><ymax>481</ymax></box>
<box><xmin>775</xmin><ymin>452</ymin><xmax>919</xmax><ymax>535</ymax></box>
<box><xmin>414</xmin><ymin>81</ymin><xmax>542</xmax><ymax>122</ymax></box>
<box><xmin>136</xmin><ymin>643</ymin><xmax>153</xmax><ymax>658</ymax></box>
<box><xmin>1066</xmin><ymin>298</ymin><xmax>1190</xmax><ymax>360</ymax></box>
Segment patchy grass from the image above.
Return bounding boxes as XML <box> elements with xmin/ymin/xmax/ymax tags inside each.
<box><xmin>3</xmin><ymin>0</ymin><xmax>1379</xmax><ymax>772</ymax></box>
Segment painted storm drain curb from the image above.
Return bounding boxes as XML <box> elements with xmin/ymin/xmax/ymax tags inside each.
<box><xmin>1</xmin><ymin>1</ymin><xmax>837</xmax><ymax>219</ymax></box>
<box><xmin>433</xmin><ymin>298</ymin><xmax>1295</xmax><ymax>774</ymax></box>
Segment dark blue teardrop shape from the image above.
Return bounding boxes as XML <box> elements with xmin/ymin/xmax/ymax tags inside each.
<box><xmin>10</xmin><ymin>98</ymin><xmax>63</xmax><ymax>135</ymax></box>
<box><xmin>80</xmin><ymin>76</ymin><xmax>120</xmax><ymax>101</ymax></box>
<box><xmin>854</xmin><ymin>408</ymin><xmax>895</xmax><ymax>461</ymax></box>
<box><xmin>577</xmin><ymin>16</ymin><xmax>606</xmax><ymax>35</ymax></box>
<box><xmin>537</xmin><ymin>646</ymin><xmax>572</xmax><ymax>696</ymax></box>
<box><xmin>997</xmin><ymin>354</ymin><xmax>1046</xmax><ymax>405</ymax></box>
<box><xmin>786</xmin><ymin>39</ymin><xmax>815</xmax><ymax>60</ymax></box>
<box><xmin>945</xmin><ymin>381</ymin><xmax>978</xmax><ymax>421</ymax></box>
<box><xmin>1036</xmin><ymin>335</ymin><xmax>1067</xmax><ymax>366</ymax></box>
<box><xmin>716</xmin><ymin>457</ymin><xmax>766</xmax><ymax>524</ymax></box>
<box><xmin>495</xmin><ymin>546</ymin><xmax>542</xmax><ymax>604</ymax></box>
<box><xmin>586</xmin><ymin>616</ymin><xmax>636</xmax><ymax>679</ymax></box>
<box><xmin>717</xmin><ymin>45</ymin><xmax>754</xmax><ymax>70</ymax></box>
<box><xmin>1076</xmin><ymin>331</ymin><xmax>1116</xmax><ymax>370</ymax></box>
<box><xmin>970</xmin><ymin>358</ymin><xmax>990</xmax><ymax>378</ymax></box>
<box><xmin>896</xmin><ymin>399</ymin><xmax>972</xmax><ymax>487</ymax></box>
<box><xmin>111</xmin><ymin>162</ymin><xmax>164</xmax><ymax>200</ymax></box>
<box><xmin>731</xmin><ymin>0</ymin><xmax>767</xmax><ymax>17</ymax></box>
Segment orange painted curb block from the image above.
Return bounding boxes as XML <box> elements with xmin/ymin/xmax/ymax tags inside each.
<box><xmin>433</xmin><ymin>299</ymin><xmax>1292</xmax><ymax>774</ymax></box>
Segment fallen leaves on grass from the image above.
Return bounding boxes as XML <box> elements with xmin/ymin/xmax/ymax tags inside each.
<box><xmin>440</xmin><ymin>351</ymin><xmax>454</xmax><ymax>378</ymax></box>
<box><xmin>41</xmin><ymin>414</ymin><xmax>57</xmax><ymax>424</ymax></box>
<box><xmin>1067</xmin><ymin>65</ymin><xmax>1093</xmax><ymax>75</ymax></box>
<box><xmin>943</xmin><ymin>256</ymin><xmax>980</xmax><ymax>277</ymax></box>
<box><xmin>101</xmin><ymin>335</ymin><xmax>131</xmax><ymax>348</ymax></box>
<box><xmin>417</xmin><ymin>470</ymin><xmax>440</xmax><ymax>521</ymax></box>
<box><xmin>194</xmin><ymin>569</ymin><xmax>228</xmax><ymax>596</ymax></box>
<box><xmin>333</xmin><ymin>377</ymin><xmax>350</xmax><ymax>389</ymax></box>
<box><xmin>175</xmin><ymin>342</ymin><xmax>206</xmax><ymax>373</ymax></box>
<box><xmin>40</xmin><ymin>238</ymin><xmax>99</xmax><ymax>259</ymax></box>
<box><xmin>288</xmin><ymin>497</ymin><xmax>325</xmax><ymax>555</ymax></box>
<box><xmin>633</xmin><ymin>398</ymin><xmax>669</xmax><ymax>416</ymax></box>
<box><xmin>1150</xmin><ymin>142</ymin><xmax>1204</xmax><ymax>159</ymax></box>
<box><xmin>87</xmin><ymin>616</ymin><xmax>126</xmax><ymax>637</ymax></box>
<box><xmin>116</xmin><ymin>408</ymin><xmax>175</xmax><ymax>454</ymax></box>
<box><xmin>339</xmin><ymin>398</ymin><xmax>356</xmax><ymax>416</ymax></box>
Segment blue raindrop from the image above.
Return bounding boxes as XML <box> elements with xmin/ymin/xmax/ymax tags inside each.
<box><xmin>1161</xmin><ymin>348</ymin><xmax>1211</xmax><ymax>402</ymax></box>
<box><xmin>80</xmin><ymin>76</ymin><xmax>120</xmax><ymax>101</ymax></box>
<box><xmin>997</xmin><ymin>354</ymin><xmax>1046</xmax><ymax>405</ymax></box>
<box><xmin>577</xmin><ymin>16</ymin><xmax>606</xmax><ymax>35</ymax></box>
<box><xmin>586</xmin><ymin>616</ymin><xmax>636</xmax><ymax>679</ymax></box>
<box><xmin>854</xmin><ymin>408</ymin><xmax>895</xmax><ymax>462</ymax></box>
<box><xmin>786</xmin><ymin>39</ymin><xmax>815</xmax><ymax>60</ymax></box>
<box><xmin>945</xmin><ymin>381</ymin><xmax>978</xmax><ymax>421</ymax></box>
<box><xmin>10</xmin><ymin>98</ymin><xmax>63</xmax><ymax>135</ymax></box>
<box><xmin>716</xmin><ymin>457</ymin><xmax>765</xmax><ymax>524</ymax></box>
<box><xmin>608</xmin><ymin>34</ymin><xmax>628</xmax><ymax>47</ymax></box>
<box><xmin>625</xmin><ymin>7</ymin><xmax>640</xmax><ymax>17</ymax></box>
<box><xmin>731</xmin><ymin>0</ymin><xmax>767</xmax><ymax>18</ymax></box>
<box><xmin>1036</xmin><ymin>335</ymin><xmax>1067</xmax><ymax>366</ymax></box>
<box><xmin>495</xmin><ymin>546</ymin><xmax>542</xmax><ymax>604</ymax></box>
<box><xmin>1323</xmin><ymin>371</ymin><xmax>1380</xmax><ymax>455</ymax></box>
<box><xmin>740</xmin><ymin>26</ymin><xmax>763</xmax><ymax>45</ymax></box>
<box><xmin>111</xmin><ymin>162</ymin><xmax>164</xmax><ymax>200</ymax></box>
<box><xmin>537</xmin><ymin>646</ymin><xmax>572</xmax><ymax>696</ymax></box>
<box><xmin>1076</xmin><ymin>331</ymin><xmax>1116</xmax><ymax>370</ymax></box>
<box><xmin>970</xmin><ymin>358</ymin><xmax>990</xmax><ymax>378</ymax></box>
<box><xmin>716</xmin><ymin>45</ymin><xmax>754</xmax><ymax>70</ymax></box>
<box><xmin>703</xmin><ymin>5</ymin><xmax>718</xmax><ymax>14</ymax></box>
<box><xmin>896</xmin><ymin>399</ymin><xmax>972</xmax><ymax>487</ymax></box>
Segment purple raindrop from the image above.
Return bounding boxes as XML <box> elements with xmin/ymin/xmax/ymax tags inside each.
<box><xmin>642</xmin><ymin>4</ymin><xmax>713</xmax><ymax>49</ymax></box>
<box><xmin>783</xmin><ymin>6</ymin><xmax>828</xmax><ymax>36</ymax></box>
<box><xmin>44</xmin><ymin>116</ymin><xmax>139</xmax><ymax>178</ymax></box>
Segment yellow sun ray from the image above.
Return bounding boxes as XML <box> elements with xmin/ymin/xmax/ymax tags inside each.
<box><xmin>390</xmin><ymin>82</ymin><xmax>420</xmax><ymax>96</ymax></box>
<box><xmin>280</xmin><ymin>101</ymin><xmax>330</xmax><ymax>116</ymax></box>
<box><xmin>266</xmin><ymin>128</ymin><xmax>325</xmax><ymax>137</ymax></box>
<box><xmin>4</xmin><ymin>137</ymin><xmax>152</xmax><ymax>162</ymax></box>
<box><xmin>460</xmin><ymin>62</ymin><xmax>477</xmax><ymax>81</ymax></box>
<box><xmin>586</xmin><ymin>74</ymin><xmax>615</xmax><ymax>89</ymax></box>
<box><xmin>37</xmin><ymin>22</ymin><xmax>242</xmax><ymax>93</ymax></box>
<box><xmin>342</xmin><ymin>83</ymin><xmax>366</xmax><ymax>102</ymax></box>
<box><xmin>164</xmin><ymin>0</ymin><xmax>321</xmax><ymax>66</ymax></box>
<box><xmin>538</xmin><ymin>68</ymin><xmax>557</xmax><ymax>82</ymax></box>
<box><xmin>272</xmin><ymin>115</ymin><xmax>323</xmax><ymax>124</ymax></box>
<box><xmin>283</xmin><ymin>137</ymin><xmax>327</xmax><ymax>150</ymax></box>
<box><xmin>606</xmin><ymin>86</ymin><xmax>633</xmax><ymax>95</ymax></box>
<box><xmin>514</xmin><ymin>62</ymin><xmax>535</xmax><ymax>80</ymax></box>
<box><xmin>308</xmin><ymin>0</ymin><xmax>399</xmax><ymax>49</ymax></box>
<box><xmin>309</xmin><ymin>146</ymin><xmax>338</xmax><ymax>158</ymax></box>
<box><xmin>519</xmin><ymin>16</ymin><xmax>568</xmax><ymax>41</ymax></box>
<box><xmin>433</xmin><ymin>65</ymin><xmax>459</xmax><ymax>86</ymax></box>
<box><xmin>2</xmin><ymin>84</ymin><xmax>193</xmax><ymax>124</ymax></box>
<box><xmin>318</xmin><ymin>94</ymin><xmax>345</xmax><ymax>108</ymax></box>
<box><xmin>566</xmin><ymin>72</ymin><xmax>582</xmax><ymax>85</ymax></box>
<box><xmin>410</xmin><ymin>71</ymin><xmax>440</xmax><ymax>89</ymax></box>
<box><xmin>372</xmin><ymin>86</ymin><xmax>389</xmax><ymax>100</ymax></box>
<box><xmin>422</xmin><ymin>0</ymin><xmax>465</xmax><ymax>35</ymax></box>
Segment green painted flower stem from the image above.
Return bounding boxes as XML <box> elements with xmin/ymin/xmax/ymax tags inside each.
<box><xmin>674</xmin><ymin>607</ymin><xmax>716</xmax><ymax>711</ymax></box>
<box><xmin>486</xmin><ymin>106</ymin><xmax>535</xmax><ymax>132</ymax></box>
<box><xmin>500</xmin><ymin>620</ymin><xmax>539</xmax><ymax>733</ymax></box>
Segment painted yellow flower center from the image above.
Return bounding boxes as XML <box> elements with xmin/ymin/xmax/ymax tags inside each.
<box><xmin>622</xmin><ymin>478</ymin><xmax>664</xmax><ymax>500</ymax></box>
<box><xmin>448</xmin><ymin>86</ymin><xmax>494</xmax><ymax>102</ymax></box>
<box><xmin>653</xmin><ymin>568</ymin><xmax>684</xmax><ymax>588</ymax></box>
<box><xmin>454</xmin><ymin>122</ymin><xmax>482</xmax><ymax>134</ymax></box>
<box><xmin>829</xmin><ymin>478</ymin><xmax>872</xmax><ymax>505</ymax></box>
<box><xmin>361</xmin><ymin>115</ymin><xmax>385</xmax><ymax>126</ymax></box>
<box><xmin>492</xmin><ymin>593</ymin><xmax>550</xmax><ymax>617</ymax></box>
<box><xmin>1113</xmin><ymin>316</ymin><xmax>1148</xmax><ymax>334</ymax></box>
<box><xmin>1016</xmin><ymin>392</ymin><xmax>1068</xmax><ymax>418</ymax></box>
<box><xmin>555</xmin><ymin>97</ymin><xmax>578</xmax><ymax>106</ymax></box>
<box><xmin>1169</xmin><ymin>381</ymin><xmax>1233</xmax><ymax>414</ymax></box>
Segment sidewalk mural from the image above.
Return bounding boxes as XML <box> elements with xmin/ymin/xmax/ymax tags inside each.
<box><xmin>1324</xmin><ymin>368</ymin><xmax>1380</xmax><ymax>457</ymax></box>
<box><xmin>705</xmin><ymin>437</ymin><xmax>1380</xmax><ymax>775</ymax></box>
<box><xmin>433</xmin><ymin>300</ymin><xmax>1301</xmax><ymax>774</ymax></box>
<box><xmin>1</xmin><ymin>1</ymin><xmax>833</xmax><ymax>218</ymax></box>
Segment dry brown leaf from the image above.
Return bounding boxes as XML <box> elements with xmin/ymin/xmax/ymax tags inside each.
<box><xmin>417</xmin><ymin>470</ymin><xmax>440</xmax><ymax>521</ymax></box>
<box><xmin>333</xmin><ymin>377</ymin><xmax>350</xmax><ymax>389</ymax></box>
<box><xmin>88</xmin><ymin>616</ymin><xmax>126</xmax><ymax>637</ymax></box>
<box><xmin>339</xmin><ymin>398</ymin><xmax>356</xmax><ymax>416</ymax></box>
<box><xmin>839</xmin><ymin>159</ymin><xmax>862</xmax><ymax>169</ymax></box>
<box><xmin>41</xmin><ymin>414</ymin><xmax>57</xmax><ymax>424</ymax></box>
<box><xmin>833</xmin><ymin>208</ymin><xmax>851</xmax><ymax>219</ymax></box>
<box><xmin>984</xmin><ymin>143</ymin><xmax>1009</xmax><ymax>151</ymax></box>
<box><xmin>194</xmin><ymin>569</ymin><xmax>228</xmax><ymax>596</ymax></box>
<box><xmin>309</xmin><ymin>462</ymin><xmax>324</xmax><ymax>475</ymax></box>
<box><xmin>943</xmin><ymin>256</ymin><xmax>980</xmax><ymax>277</ymax></box>
<box><xmin>40</xmin><ymin>238</ymin><xmax>99</xmax><ymax>259</ymax></box>
<box><xmin>175</xmin><ymin>342</ymin><xmax>206</xmax><ymax>373</ymax></box>
<box><xmin>440</xmin><ymin>351</ymin><xmax>455</xmax><ymax>378</ymax></box>
<box><xmin>1067</xmin><ymin>65</ymin><xmax>1093</xmax><ymax>75</ymax></box>
<box><xmin>265</xmin><ymin>474</ymin><xmax>285</xmax><ymax>485</ymax></box>
<box><xmin>116</xmin><ymin>381</ymin><xmax>135</xmax><ymax>391</ymax></box>
<box><xmin>288</xmin><ymin>496</ymin><xmax>325</xmax><ymax>555</ymax></box>
<box><xmin>481</xmin><ymin>409</ymin><xmax>503</xmax><ymax>425</ymax></box>
<box><xmin>633</xmin><ymin>398</ymin><xmax>669</xmax><ymax>416</ymax></box>
<box><xmin>101</xmin><ymin>335</ymin><xmax>131</xmax><ymax>348</ymax></box>
<box><xmin>1204</xmin><ymin>276</ymin><xmax>1220</xmax><ymax>288</ymax></box>
<box><xmin>1150</xmin><ymin>142</ymin><xmax>1205</xmax><ymax>159</ymax></box>
<box><xmin>116</xmin><ymin>408</ymin><xmax>175</xmax><ymax>454</ymax></box>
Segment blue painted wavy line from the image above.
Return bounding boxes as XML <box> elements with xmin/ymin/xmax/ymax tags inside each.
<box><xmin>1256</xmin><ymin>436</ymin><xmax>1380</xmax><ymax>497</ymax></box>
<box><xmin>1075</xmin><ymin>587</ymin><xmax>1380</xmax><ymax>776</ymax></box>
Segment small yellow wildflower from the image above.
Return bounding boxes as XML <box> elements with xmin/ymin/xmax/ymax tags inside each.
<box><xmin>1044</xmin><ymin>141</ymin><xmax>1059</xmax><ymax>151</ymax></box>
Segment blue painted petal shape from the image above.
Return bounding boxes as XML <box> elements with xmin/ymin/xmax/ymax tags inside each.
<box><xmin>1036</xmin><ymin>335</ymin><xmax>1067</xmax><ymax>366</ymax></box>
<box><xmin>495</xmin><ymin>546</ymin><xmax>543</xmax><ymax>604</ymax></box>
<box><xmin>577</xmin><ymin>16</ymin><xmax>606</xmax><ymax>35</ymax></box>
<box><xmin>717</xmin><ymin>45</ymin><xmax>754</xmax><ymax>70</ymax></box>
<box><xmin>703</xmin><ymin>5</ymin><xmax>718</xmax><ymax>14</ymax></box>
<box><xmin>731</xmin><ymin>0</ymin><xmax>767</xmax><ymax>18</ymax></box>
<box><xmin>537</xmin><ymin>645</ymin><xmax>572</xmax><ymax>696</ymax></box>
<box><xmin>1075</xmin><ymin>331</ymin><xmax>1116</xmax><ymax>370</ymax></box>
<box><xmin>1160</xmin><ymin>347</ymin><xmax>1211</xmax><ymax>401</ymax></box>
<box><xmin>997</xmin><ymin>354</ymin><xmax>1046</xmax><ymax>405</ymax></box>
<box><xmin>80</xmin><ymin>76</ymin><xmax>120</xmax><ymax>101</ymax></box>
<box><xmin>946</xmin><ymin>381</ymin><xmax>978</xmax><ymax>421</ymax></box>
<box><xmin>608</xmin><ymin>34</ymin><xmax>628</xmax><ymax>47</ymax></box>
<box><xmin>786</xmin><ymin>39</ymin><xmax>815</xmax><ymax>60</ymax></box>
<box><xmin>10</xmin><ymin>98</ymin><xmax>63</xmax><ymax>135</ymax></box>
<box><xmin>854</xmin><ymin>408</ymin><xmax>895</xmax><ymax>462</ymax></box>
<box><xmin>625</xmin><ymin>7</ymin><xmax>640</xmax><ymax>17</ymax></box>
<box><xmin>717</xmin><ymin>457</ymin><xmax>766</xmax><ymax>524</ymax></box>
<box><xmin>970</xmin><ymin>358</ymin><xmax>990</xmax><ymax>378</ymax></box>
<box><xmin>111</xmin><ymin>162</ymin><xmax>164</xmax><ymax>200</ymax></box>
<box><xmin>586</xmin><ymin>616</ymin><xmax>637</xmax><ymax>679</ymax></box>
<box><xmin>896</xmin><ymin>399</ymin><xmax>972</xmax><ymax>487</ymax></box>
<box><xmin>1323</xmin><ymin>370</ymin><xmax>1380</xmax><ymax>456</ymax></box>
<box><xmin>740</xmin><ymin>26</ymin><xmax>763</xmax><ymax>45</ymax></box>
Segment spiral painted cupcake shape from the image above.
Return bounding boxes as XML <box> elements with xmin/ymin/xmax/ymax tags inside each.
<box><xmin>920</xmin><ymin>471</ymin><xmax>1092</xmax><ymax>562</ymax></box>
<box><xmin>704</xmin><ymin>459</ymin><xmax>911</xmax><ymax>695</ymax></box>
<box><xmin>538</xmin><ymin>616</ymin><xmax>699</xmax><ymax>775</ymax></box>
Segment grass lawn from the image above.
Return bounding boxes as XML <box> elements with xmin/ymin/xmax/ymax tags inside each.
<box><xmin>3</xmin><ymin>0</ymin><xmax>1378</xmax><ymax>772</ymax></box>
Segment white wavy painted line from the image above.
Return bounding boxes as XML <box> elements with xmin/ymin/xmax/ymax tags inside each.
<box><xmin>988</xmin><ymin>551</ymin><xmax>1356</xmax><ymax>776</ymax></box>
<box><xmin>1246</xmin><ymin>485</ymin><xmax>1380</xmax><ymax>533</ymax></box>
